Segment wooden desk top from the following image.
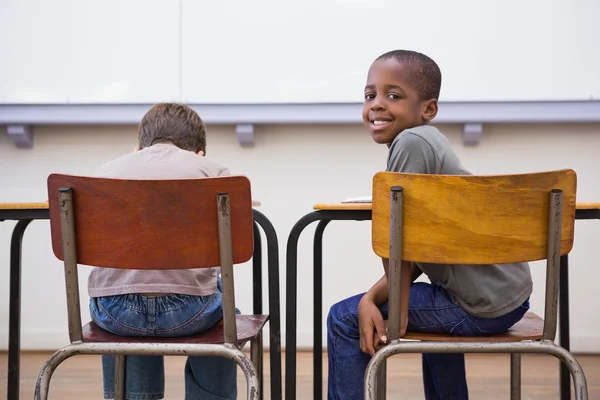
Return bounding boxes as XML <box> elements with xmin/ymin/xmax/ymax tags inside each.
<box><xmin>0</xmin><ymin>202</ymin><xmax>50</xmax><ymax>210</ymax></box>
<box><xmin>314</xmin><ymin>202</ymin><xmax>600</xmax><ymax>211</ymax></box>
<box><xmin>575</xmin><ymin>202</ymin><xmax>600</xmax><ymax>210</ymax></box>
<box><xmin>0</xmin><ymin>201</ymin><xmax>261</xmax><ymax>210</ymax></box>
<box><xmin>313</xmin><ymin>203</ymin><xmax>372</xmax><ymax>211</ymax></box>
<box><xmin>1</xmin><ymin>201</ymin><xmax>597</xmax><ymax>211</ymax></box>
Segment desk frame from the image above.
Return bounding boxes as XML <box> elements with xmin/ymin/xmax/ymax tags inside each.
<box><xmin>0</xmin><ymin>207</ymin><xmax>282</xmax><ymax>400</ymax></box>
<box><xmin>285</xmin><ymin>206</ymin><xmax>600</xmax><ymax>400</ymax></box>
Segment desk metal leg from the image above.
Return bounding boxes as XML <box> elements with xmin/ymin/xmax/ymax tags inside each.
<box><xmin>252</xmin><ymin>222</ymin><xmax>264</xmax><ymax>400</ymax></box>
<box><xmin>285</xmin><ymin>210</ymin><xmax>371</xmax><ymax>400</ymax></box>
<box><xmin>286</xmin><ymin>226</ymin><xmax>301</xmax><ymax>400</ymax></box>
<box><xmin>313</xmin><ymin>220</ymin><xmax>330</xmax><ymax>400</ymax></box>
<box><xmin>253</xmin><ymin>222</ymin><xmax>263</xmax><ymax>315</ymax></box>
<box><xmin>286</xmin><ymin>213</ymin><xmax>322</xmax><ymax>400</ymax></box>
<box><xmin>253</xmin><ymin>210</ymin><xmax>283</xmax><ymax>400</ymax></box>
<box><xmin>559</xmin><ymin>255</ymin><xmax>571</xmax><ymax>400</ymax></box>
<box><xmin>8</xmin><ymin>219</ymin><xmax>33</xmax><ymax>400</ymax></box>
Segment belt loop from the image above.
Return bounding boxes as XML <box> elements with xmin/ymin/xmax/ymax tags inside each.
<box><xmin>148</xmin><ymin>297</ymin><xmax>156</xmax><ymax>323</ymax></box>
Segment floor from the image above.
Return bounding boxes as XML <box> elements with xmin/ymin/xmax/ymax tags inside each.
<box><xmin>1</xmin><ymin>351</ymin><xmax>598</xmax><ymax>399</ymax></box>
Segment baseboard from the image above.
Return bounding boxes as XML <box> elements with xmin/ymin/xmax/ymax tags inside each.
<box><xmin>0</xmin><ymin>331</ymin><xmax>70</xmax><ymax>351</ymax></box>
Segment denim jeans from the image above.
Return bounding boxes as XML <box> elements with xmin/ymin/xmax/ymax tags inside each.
<box><xmin>89</xmin><ymin>279</ymin><xmax>237</xmax><ymax>400</ymax></box>
<box><xmin>327</xmin><ymin>282</ymin><xmax>529</xmax><ymax>400</ymax></box>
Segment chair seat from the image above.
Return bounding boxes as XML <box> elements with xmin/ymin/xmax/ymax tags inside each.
<box><xmin>402</xmin><ymin>312</ymin><xmax>543</xmax><ymax>342</ymax></box>
<box><xmin>82</xmin><ymin>315</ymin><xmax>268</xmax><ymax>345</ymax></box>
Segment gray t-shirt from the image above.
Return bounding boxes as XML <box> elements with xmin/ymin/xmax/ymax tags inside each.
<box><xmin>88</xmin><ymin>143</ymin><xmax>230</xmax><ymax>298</ymax></box>
<box><xmin>387</xmin><ymin>125</ymin><xmax>532</xmax><ymax>318</ymax></box>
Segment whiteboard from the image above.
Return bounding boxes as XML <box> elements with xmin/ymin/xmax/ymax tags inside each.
<box><xmin>0</xmin><ymin>0</ymin><xmax>180</xmax><ymax>104</ymax></box>
<box><xmin>181</xmin><ymin>0</ymin><xmax>600</xmax><ymax>103</ymax></box>
<box><xmin>1</xmin><ymin>0</ymin><xmax>599</xmax><ymax>104</ymax></box>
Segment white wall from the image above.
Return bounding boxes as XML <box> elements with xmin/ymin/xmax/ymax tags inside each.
<box><xmin>1</xmin><ymin>123</ymin><xmax>599</xmax><ymax>352</ymax></box>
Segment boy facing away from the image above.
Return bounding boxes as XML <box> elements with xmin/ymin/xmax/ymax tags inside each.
<box><xmin>326</xmin><ymin>50</ymin><xmax>533</xmax><ymax>399</ymax></box>
<box><xmin>88</xmin><ymin>103</ymin><xmax>237</xmax><ymax>400</ymax></box>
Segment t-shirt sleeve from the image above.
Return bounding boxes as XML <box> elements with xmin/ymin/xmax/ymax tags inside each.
<box><xmin>94</xmin><ymin>163</ymin><xmax>112</xmax><ymax>177</ymax></box>
<box><xmin>217</xmin><ymin>167</ymin><xmax>231</xmax><ymax>176</ymax></box>
<box><xmin>386</xmin><ymin>133</ymin><xmax>439</xmax><ymax>174</ymax></box>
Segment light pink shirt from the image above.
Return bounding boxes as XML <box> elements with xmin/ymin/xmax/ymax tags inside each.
<box><xmin>88</xmin><ymin>143</ymin><xmax>230</xmax><ymax>297</ymax></box>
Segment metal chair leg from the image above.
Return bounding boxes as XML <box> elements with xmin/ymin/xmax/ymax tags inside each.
<box><xmin>35</xmin><ymin>341</ymin><xmax>262</xmax><ymax>400</ymax></box>
<box><xmin>364</xmin><ymin>341</ymin><xmax>589</xmax><ymax>400</ymax></box>
<box><xmin>251</xmin><ymin>332</ymin><xmax>264</xmax><ymax>400</ymax></box>
<box><xmin>34</xmin><ymin>345</ymin><xmax>81</xmax><ymax>400</ymax></box>
<box><xmin>545</xmin><ymin>344</ymin><xmax>589</xmax><ymax>400</ymax></box>
<box><xmin>233</xmin><ymin>347</ymin><xmax>260</xmax><ymax>400</ymax></box>
<box><xmin>114</xmin><ymin>355</ymin><xmax>126</xmax><ymax>400</ymax></box>
<box><xmin>375</xmin><ymin>360</ymin><xmax>387</xmax><ymax>400</ymax></box>
<box><xmin>365</xmin><ymin>347</ymin><xmax>388</xmax><ymax>400</ymax></box>
<box><xmin>510</xmin><ymin>353</ymin><xmax>521</xmax><ymax>400</ymax></box>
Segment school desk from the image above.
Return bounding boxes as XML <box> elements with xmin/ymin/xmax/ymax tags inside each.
<box><xmin>0</xmin><ymin>201</ymin><xmax>282</xmax><ymax>400</ymax></box>
<box><xmin>285</xmin><ymin>202</ymin><xmax>600</xmax><ymax>400</ymax></box>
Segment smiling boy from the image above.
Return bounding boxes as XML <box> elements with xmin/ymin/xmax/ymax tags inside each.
<box><xmin>326</xmin><ymin>50</ymin><xmax>532</xmax><ymax>400</ymax></box>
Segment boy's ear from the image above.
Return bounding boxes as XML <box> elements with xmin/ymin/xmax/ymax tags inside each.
<box><xmin>422</xmin><ymin>99</ymin><xmax>438</xmax><ymax>122</ymax></box>
<box><xmin>196</xmin><ymin>150</ymin><xmax>205</xmax><ymax>156</ymax></box>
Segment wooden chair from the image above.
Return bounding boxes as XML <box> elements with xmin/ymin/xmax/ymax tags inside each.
<box><xmin>365</xmin><ymin>169</ymin><xmax>588</xmax><ymax>400</ymax></box>
<box><xmin>35</xmin><ymin>174</ymin><xmax>267</xmax><ymax>400</ymax></box>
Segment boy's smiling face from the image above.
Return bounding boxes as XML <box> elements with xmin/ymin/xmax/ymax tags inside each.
<box><xmin>362</xmin><ymin>58</ymin><xmax>438</xmax><ymax>145</ymax></box>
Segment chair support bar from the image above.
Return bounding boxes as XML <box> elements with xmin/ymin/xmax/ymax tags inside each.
<box><xmin>58</xmin><ymin>187</ymin><xmax>83</xmax><ymax>343</ymax></box>
<box><xmin>543</xmin><ymin>189</ymin><xmax>563</xmax><ymax>341</ymax></box>
<box><xmin>218</xmin><ymin>193</ymin><xmax>239</xmax><ymax>346</ymax></box>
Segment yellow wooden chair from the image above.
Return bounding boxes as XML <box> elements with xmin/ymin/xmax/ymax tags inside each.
<box><xmin>365</xmin><ymin>169</ymin><xmax>588</xmax><ymax>400</ymax></box>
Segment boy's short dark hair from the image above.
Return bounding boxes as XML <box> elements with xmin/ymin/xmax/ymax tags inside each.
<box><xmin>376</xmin><ymin>50</ymin><xmax>442</xmax><ymax>101</ymax></box>
<box><xmin>138</xmin><ymin>103</ymin><xmax>207</xmax><ymax>153</ymax></box>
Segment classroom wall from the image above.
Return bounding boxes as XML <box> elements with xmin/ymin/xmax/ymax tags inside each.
<box><xmin>1</xmin><ymin>123</ymin><xmax>599</xmax><ymax>353</ymax></box>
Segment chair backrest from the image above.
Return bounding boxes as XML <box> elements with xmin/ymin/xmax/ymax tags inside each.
<box><xmin>372</xmin><ymin>169</ymin><xmax>577</xmax><ymax>264</ymax></box>
<box><xmin>48</xmin><ymin>174</ymin><xmax>254</xmax><ymax>269</ymax></box>
<box><xmin>371</xmin><ymin>169</ymin><xmax>577</xmax><ymax>342</ymax></box>
<box><xmin>47</xmin><ymin>173</ymin><xmax>254</xmax><ymax>345</ymax></box>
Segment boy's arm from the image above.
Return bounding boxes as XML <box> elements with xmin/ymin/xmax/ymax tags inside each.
<box><xmin>360</xmin><ymin>132</ymin><xmax>436</xmax><ymax>354</ymax></box>
<box><xmin>358</xmin><ymin>270</ymin><xmax>388</xmax><ymax>356</ymax></box>
<box><xmin>363</xmin><ymin>262</ymin><xmax>389</xmax><ymax>305</ymax></box>
<box><xmin>359</xmin><ymin>259</ymin><xmax>421</xmax><ymax>355</ymax></box>
<box><xmin>365</xmin><ymin>259</ymin><xmax>422</xmax><ymax>306</ymax></box>
<box><xmin>410</xmin><ymin>262</ymin><xmax>423</xmax><ymax>282</ymax></box>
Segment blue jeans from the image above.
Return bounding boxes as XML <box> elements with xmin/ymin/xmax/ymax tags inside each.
<box><xmin>327</xmin><ymin>282</ymin><xmax>529</xmax><ymax>400</ymax></box>
<box><xmin>89</xmin><ymin>279</ymin><xmax>237</xmax><ymax>400</ymax></box>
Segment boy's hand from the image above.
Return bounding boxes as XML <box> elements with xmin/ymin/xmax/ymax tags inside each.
<box><xmin>373</xmin><ymin>320</ymin><xmax>389</xmax><ymax>353</ymax></box>
<box><xmin>358</xmin><ymin>295</ymin><xmax>387</xmax><ymax>356</ymax></box>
